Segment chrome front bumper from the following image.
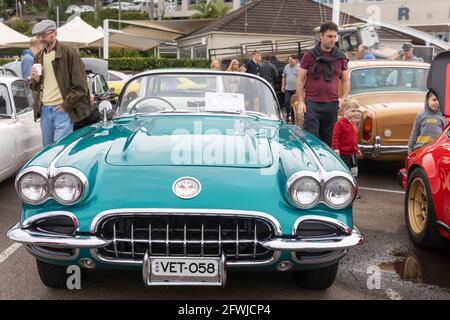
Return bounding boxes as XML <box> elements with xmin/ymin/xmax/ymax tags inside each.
<box><xmin>8</xmin><ymin>224</ymin><xmax>363</xmax><ymax>253</ymax></box>
<box><xmin>7</xmin><ymin>223</ymin><xmax>111</xmax><ymax>248</ymax></box>
<box><xmin>261</xmin><ymin>228</ymin><xmax>363</xmax><ymax>252</ymax></box>
<box><xmin>359</xmin><ymin>136</ymin><xmax>408</xmax><ymax>159</ymax></box>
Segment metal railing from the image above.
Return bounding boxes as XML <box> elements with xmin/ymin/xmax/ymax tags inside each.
<box><xmin>208</xmin><ymin>38</ymin><xmax>316</xmax><ymax>61</ymax></box>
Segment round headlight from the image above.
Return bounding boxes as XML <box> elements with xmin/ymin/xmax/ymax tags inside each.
<box><xmin>17</xmin><ymin>172</ymin><xmax>49</xmax><ymax>204</ymax></box>
<box><xmin>289</xmin><ymin>177</ymin><xmax>320</xmax><ymax>208</ymax></box>
<box><xmin>53</xmin><ymin>173</ymin><xmax>83</xmax><ymax>204</ymax></box>
<box><xmin>323</xmin><ymin>177</ymin><xmax>355</xmax><ymax>208</ymax></box>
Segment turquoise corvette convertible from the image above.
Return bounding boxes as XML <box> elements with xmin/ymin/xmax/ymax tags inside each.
<box><xmin>8</xmin><ymin>70</ymin><xmax>363</xmax><ymax>290</ymax></box>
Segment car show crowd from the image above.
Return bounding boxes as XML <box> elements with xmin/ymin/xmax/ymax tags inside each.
<box><xmin>1</xmin><ymin>15</ymin><xmax>448</xmax><ymax>291</ymax></box>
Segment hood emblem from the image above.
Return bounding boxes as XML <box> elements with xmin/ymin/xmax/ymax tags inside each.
<box><xmin>173</xmin><ymin>177</ymin><xmax>201</xmax><ymax>199</ymax></box>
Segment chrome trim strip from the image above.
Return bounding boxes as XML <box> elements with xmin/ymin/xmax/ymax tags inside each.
<box><xmin>89</xmin><ymin>208</ymin><xmax>283</xmax><ymax>236</ymax></box>
<box><xmin>291</xmin><ymin>250</ymin><xmax>347</xmax><ymax>265</ymax></box>
<box><xmin>7</xmin><ymin>223</ymin><xmax>111</xmax><ymax>248</ymax></box>
<box><xmin>22</xmin><ymin>211</ymin><xmax>80</xmax><ymax>233</ymax></box>
<box><xmin>261</xmin><ymin>228</ymin><xmax>364</xmax><ymax>252</ymax></box>
<box><xmin>115</xmin><ymin>112</ymin><xmax>281</xmax><ymax>122</ymax></box>
<box><xmin>291</xmin><ymin>215</ymin><xmax>352</xmax><ymax>236</ymax></box>
<box><xmin>47</xmin><ymin>138</ymin><xmax>82</xmax><ymax>177</ymax></box>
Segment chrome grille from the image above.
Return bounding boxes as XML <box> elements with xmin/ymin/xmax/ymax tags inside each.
<box><xmin>95</xmin><ymin>214</ymin><xmax>277</xmax><ymax>263</ymax></box>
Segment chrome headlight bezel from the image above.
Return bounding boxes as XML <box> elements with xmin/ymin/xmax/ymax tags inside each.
<box><xmin>51</xmin><ymin>168</ymin><xmax>88</xmax><ymax>205</ymax></box>
<box><xmin>323</xmin><ymin>176</ymin><xmax>356</xmax><ymax>209</ymax></box>
<box><xmin>15</xmin><ymin>166</ymin><xmax>88</xmax><ymax>206</ymax></box>
<box><xmin>287</xmin><ymin>171</ymin><xmax>356</xmax><ymax>210</ymax></box>
<box><xmin>15</xmin><ymin>167</ymin><xmax>50</xmax><ymax>205</ymax></box>
<box><xmin>287</xmin><ymin>172</ymin><xmax>321</xmax><ymax>209</ymax></box>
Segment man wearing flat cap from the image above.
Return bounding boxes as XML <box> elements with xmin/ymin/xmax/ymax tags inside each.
<box><xmin>29</xmin><ymin>19</ymin><xmax>90</xmax><ymax>147</ymax></box>
<box><xmin>401</xmin><ymin>43</ymin><xmax>419</xmax><ymax>62</ymax></box>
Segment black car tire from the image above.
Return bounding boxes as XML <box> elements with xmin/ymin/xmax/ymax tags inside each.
<box><xmin>36</xmin><ymin>259</ymin><xmax>71</xmax><ymax>289</ymax></box>
<box><xmin>405</xmin><ymin>168</ymin><xmax>448</xmax><ymax>248</ymax></box>
<box><xmin>292</xmin><ymin>262</ymin><xmax>339</xmax><ymax>290</ymax></box>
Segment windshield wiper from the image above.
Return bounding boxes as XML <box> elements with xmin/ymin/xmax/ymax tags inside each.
<box><xmin>0</xmin><ymin>114</ymin><xmax>12</xmax><ymax>118</ymax></box>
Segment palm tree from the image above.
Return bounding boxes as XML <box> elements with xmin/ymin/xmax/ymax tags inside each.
<box><xmin>211</xmin><ymin>0</ymin><xmax>231</xmax><ymax>18</ymax></box>
<box><xmin>191</xmin><ymin>0</ymin><xmax>231</xmax><ymax>19</ymax></box>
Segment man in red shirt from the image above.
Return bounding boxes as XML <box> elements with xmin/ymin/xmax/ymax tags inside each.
<box><xmin>296</xmin><ymin>21</ymin><xmax>350</xmax><ymax>147</ymax></box>
<box><xmin>332</xmin><ymin>98</ymin><xmax>362</xmax><ymax>177</ymax></box>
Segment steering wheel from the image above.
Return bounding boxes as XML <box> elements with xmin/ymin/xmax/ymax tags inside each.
<box><xmin>128</xmin><ymin>96</ymin><xmax>176</xmax><ymax>114</ymax></box>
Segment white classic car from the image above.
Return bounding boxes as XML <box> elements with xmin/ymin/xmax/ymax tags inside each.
<box><xmin>0</xmin><ymin>75</ymin><xmax>42</xmax><ymax>183</ymax></box>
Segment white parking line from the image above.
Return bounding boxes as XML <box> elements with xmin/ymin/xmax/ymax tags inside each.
<box><xmin>359</xmin><ymin>187</ymin><xmax>405</xmax><ymax>195</ymax></box>
<box><xmin>0</xmin><ymin>243</ymin><xmax>22</xmax><ymax>264</ymax></box>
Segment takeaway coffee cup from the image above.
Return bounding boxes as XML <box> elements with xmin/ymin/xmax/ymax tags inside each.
<box><xmin>32</xmin><ymin>63</ymin><xmax>42</xmax><ymax>76</ymax></box>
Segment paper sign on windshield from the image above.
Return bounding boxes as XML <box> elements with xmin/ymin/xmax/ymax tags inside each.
<box><xmin>204</xmin><ymin>92</ymin><xmax>245</xmax><ymax>113</ymax></box>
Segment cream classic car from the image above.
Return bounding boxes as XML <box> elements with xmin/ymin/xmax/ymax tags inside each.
<box><xmin>347</xmin><ymin>60</ymin><xmax>430</xmax><ymax>161</ymax></box>
<box><xmin>0</xmin><ymin>75</ymin><xmax>42</xmax><ymax>183</ymax></box>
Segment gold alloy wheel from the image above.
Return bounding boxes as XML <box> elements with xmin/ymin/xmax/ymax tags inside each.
<box><xmin>408</xmin><ymin>177</ymin><xmax>428</xmax><ymax>235</ymax></box>
<box><xmin>403</xmin><ymin>256</ymin><xmax>423</xmax><ymax>284</ymax></box>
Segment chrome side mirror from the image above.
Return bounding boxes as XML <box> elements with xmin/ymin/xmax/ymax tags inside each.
<box><xmin>98</xmin><ymin>100</ymin><xmax>113</xmax><ymax>124</ymax></box>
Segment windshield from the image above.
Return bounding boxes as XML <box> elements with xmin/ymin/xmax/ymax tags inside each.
<box><xmin>350</xmin><ymin>67</ymin><xmax>428</xmax><ymax>95</ymax></box>
<box><xmin>117</xmin><ymin>73</ymin><xmax>280</xmax><ymax>119</ymax></box>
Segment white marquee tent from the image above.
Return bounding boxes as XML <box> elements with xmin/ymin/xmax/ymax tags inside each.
<box><xmin>57</xmin><ymin>16</ymin><xmax>103</xmax><ymax>47</ymax></box>
<box><xmin>0</xmin><ymin>21</ymin><xmax>31</xmax><ymax>48</ymax></box>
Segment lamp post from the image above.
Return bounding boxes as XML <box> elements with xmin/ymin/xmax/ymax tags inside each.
<box><xmin>118</xmin><ymin>0</ymin><xmax>121</xmax><ymax>29</ymax></box>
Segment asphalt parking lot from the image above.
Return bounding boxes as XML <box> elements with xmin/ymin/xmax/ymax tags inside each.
<box><xmin>1</xmin><ymin>160</ymin><xmax>449</xmax><ymax>300</ymax></box>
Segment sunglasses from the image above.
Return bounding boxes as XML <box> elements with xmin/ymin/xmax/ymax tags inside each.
<box><xmin>36</xmin><ymin>30</ymin><xmax>55</xmax><ymax>38</ymax></box>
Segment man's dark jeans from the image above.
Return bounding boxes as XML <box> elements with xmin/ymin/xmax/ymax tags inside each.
<box><xmin>303</xmin><ymin>100</ymin><xmax>339</xmax><ymax>147</ymax></box>
<box><xmin>284</xmin><ymin>90</ymin><xmax>296</xmax><ymax>120</ymax></box>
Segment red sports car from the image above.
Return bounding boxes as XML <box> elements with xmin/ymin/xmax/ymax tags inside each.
<box><xmin>399</xmin><ymin>51</ymin><xmax>450</xmax><ymax>248</ymax></box>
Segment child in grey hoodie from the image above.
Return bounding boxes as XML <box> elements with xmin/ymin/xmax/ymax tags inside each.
<box><xmin>408</xmin><ymin>90</ymin><xmax>446</xmax><ymax>153</ymax></box>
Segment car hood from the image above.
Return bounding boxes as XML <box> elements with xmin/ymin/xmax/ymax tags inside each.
<box><xmin>28</xmin><ymin>115</ymin><xmax>345</xmax><ymax>175</ymax></box>
<box><xmin>104</xmin><ymin>116</ymin><xmax>274</xmax><ymax>168</ymax></box>
<box><xmin>23</xmin><ymin>116</ymin><xmax>350</xmax><ymax>232</ymax></box>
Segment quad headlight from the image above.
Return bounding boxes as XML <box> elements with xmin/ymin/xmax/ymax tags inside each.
<box><xmin>16</xmin><ymin>167</ymin><xmax>87</xmax><ymax>205</ymax></box>
<box><xmin>53</xmin><ymin>173</ymin><xmax>84</xmax><ymax>204</ymax></box>
<box><xmin>17</xmin><ymin>171</ymin><xmax>49</xmax><ymax>204</ymax></box>
<box><xmin>288</xmin><ymin>176</ymin><xmax>321</xmax><ymax>209</ymax></box>
<box><xmin>323</xmin><ymin>177</ymin><xmax>355</xmax><ymax>209</ymax></box>
<box><xmin>287</xmin><ymin>172</ymin><xmax>355</xmax><ymax>209</ymax></box>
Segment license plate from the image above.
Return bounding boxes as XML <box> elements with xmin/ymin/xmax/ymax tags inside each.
<box><xmin>143</xmin><ymin>253</ymin><xmax>226</xmax><ymax>286</ymax></box>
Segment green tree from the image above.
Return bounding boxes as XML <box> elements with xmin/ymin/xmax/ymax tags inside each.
<box><xmin>0</xmin><ymin>0</ymin><xmax>9</xmax><ymax>19</ymax></box>
<box><xmin>190</xmin><ymin>0</ymin><xmax>230</xmax><ymax>19</ymax></box>
<box><xmin>9</xmin><ymin>19</ymin><xmax>32</xmax><ymax>36</ymax></box>
<box><xmin>211</xmin><ymin>0</ymin><xmax>231</xmax><ymax>18</ymax></box>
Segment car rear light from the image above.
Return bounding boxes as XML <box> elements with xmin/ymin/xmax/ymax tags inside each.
<box><xmin>362</xmin><ymin>117</ymin><xmax>372</xmax><ymax>141</ymax></box>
